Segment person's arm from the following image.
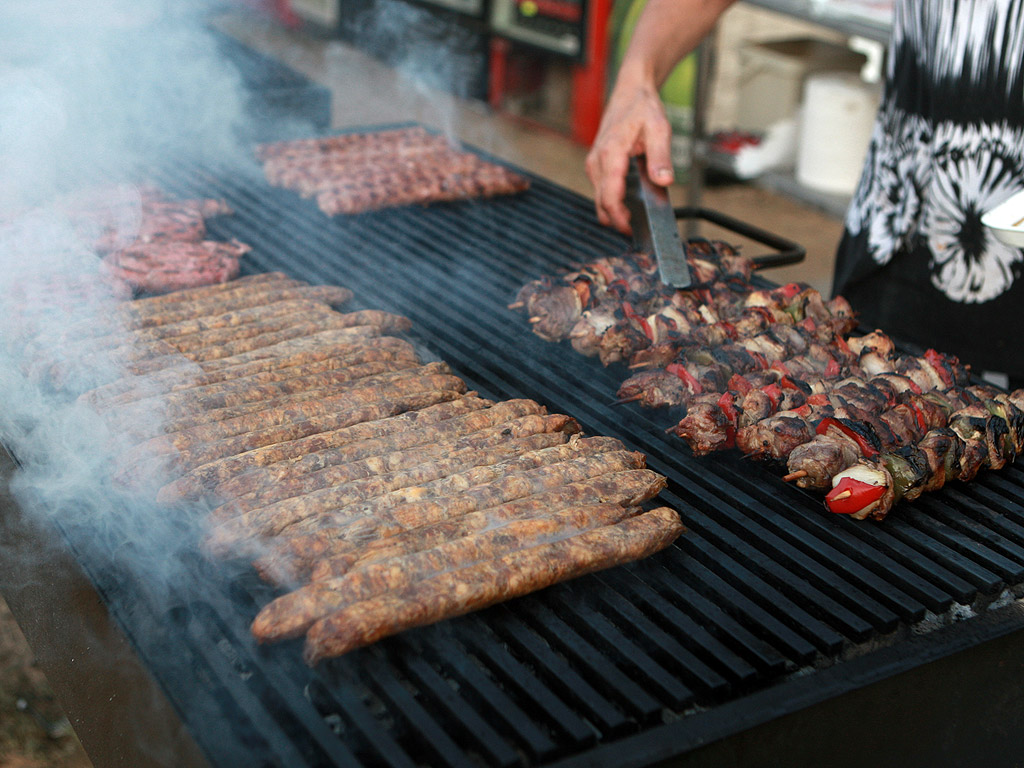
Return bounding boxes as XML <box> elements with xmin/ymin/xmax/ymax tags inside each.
<box><xmin>585</xmin><ymin>0</ymin><xmax>737</xmax><ymax>233</ymax></box>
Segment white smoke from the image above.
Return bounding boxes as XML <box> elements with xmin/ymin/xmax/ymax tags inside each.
<box><xmin>344</xmin><ymin>0</ymin><xmax>486</xmax><ymax>141</ymax></box>
<box><xmin>0</xmin><ymin>0</ymin><xmax>262</xmax><ymax>589</ymax></box>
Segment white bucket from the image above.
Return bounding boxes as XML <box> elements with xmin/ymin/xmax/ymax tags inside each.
<box><xmin>795</xmin><ymin>72</ymin><xmax>881</xmax><ymax>196</ymax></box>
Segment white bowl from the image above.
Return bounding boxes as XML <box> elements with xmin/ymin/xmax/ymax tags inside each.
<box><xmin>982</xmin><ymin>189</ymin><xmax>1024</xmax><ymax>248</ymax></box>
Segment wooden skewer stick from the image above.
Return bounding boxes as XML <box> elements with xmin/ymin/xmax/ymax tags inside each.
<box><xmin>1012</xmin><ymin>214</ymin><xmax>1024</xmax><ymax>227</ymax></box>
<box><xmin>507</xmin><ymin>301</ymin><xmax>524</xmax><ymax>310</ymax></box>
<box><xmin>831</xmin><ymin>489</ymin><xmax>853</xmax><ymax>501</ymax></box>
<box><xmin>782</xmin><ymin>470</ymin><xmax>808</xmax><ymax>482</ymax></box>
<box><xmin>612</xmin><ymin>393</ymin><xmax>644</xmax><ymax>405</ymax></box>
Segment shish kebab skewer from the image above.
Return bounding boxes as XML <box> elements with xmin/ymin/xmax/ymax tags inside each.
<box><xmin>512</xmin><ymin>242</ymin><xmax>756</xmax><ymax>351</ymax></box>
<box><xmin>522</xmin><ymin>263</ymin><xmax>856</xmax><ymax>372</ymax></box>
<box><xmin>514</xmin><ymin>237</ymin><xmax>856</xmax><ymax>364</ymax></box>
<box><xmin>731</xmin><ymin>348</ymin><xmax>970</xmax><ymax>460</ymax></box>
<box><xmin>781</xmin><ymin>383</ymin><xmax>990</xmax><ymax>489</ymax></box>
<box><xmin>617</xmin><ymin>314</ymin><xmax>858</xmax><ymax>411</ymax></box>
<box><xmin>612</xmin><ymin>283</ymin><xmax>860</xmax><ymax>406</ymax></box>
<box><xmin>668</xmin><ymin>334</ymin><xmax>968</xmax><ymax>456</ymax></box>
<box><xmin>824</xmin><ymin>390</ymin><xmax>1024</xmax><ymax>520</ymax></box>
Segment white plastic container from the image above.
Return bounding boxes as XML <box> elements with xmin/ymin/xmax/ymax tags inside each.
<box><xmin>982</xmin><ymin>189</ymin><xmax>1024</xmax><ymax>247</ymax></box>
<box><xmin>737</xmin><ymin>38</ymin><xmax>866</xmax><ymax>133</ymax></box>
<box><xmin>795</xmin><ymin>72</ymin><xmax>881</xmax><ymax>196</ymax></box>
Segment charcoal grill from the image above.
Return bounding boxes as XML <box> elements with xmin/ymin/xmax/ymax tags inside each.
<box><xmin>3</xmin><ymin>129</ymin><xmax>1024</xmax><ymax>768</ymax></box>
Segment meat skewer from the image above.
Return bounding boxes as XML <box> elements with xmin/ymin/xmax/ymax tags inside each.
<box><xmin>783</xmin><ymin>386</ymin><xmax>987</xmax><ymax>489</ymax></box>
<box><xmin>619</xmin><ymin>321</ymin><xmax>856</xmax><ymax>411</ymax></box>
<box><xmin>605</xmin><ymin>285</ymin><xmax>854</xmax><ymax>370</ymax></box>
<box><xmin>512</xmin><ymin>242</ymin><xmax>752</xmax><ymax>342</ymax></box>
<box><xmin>824</xmin><ymin>390</ymin><xmax>1024</xmax><ymax>520</ymax></box>
<box><xmin>300</xmin><ymin>507</ymin><xmax>683</xmax><ymax>663</ymax></box>
<box><xmin>672</xmin><ymin>347</ymin><xmax>969</xmax><ymax>458</ymax></box>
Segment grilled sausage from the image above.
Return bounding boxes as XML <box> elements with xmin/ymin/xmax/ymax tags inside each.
<box><xmin>117</xmin><ymin>370</ymin><xmax>467</xmax><ymax>441</ymax></box>
<box><xmin>160</xmin><ymin>399</ymin><xmax>562</xmax><ymax>503</ymax></box>
<box><xmin>113</xmin><ymin>324</ymin><xmax>381</xmax><ymax>381</ymax></box>
<box><xmin>206</xmin><ymin>417</ymin><xmax>587</xmax><ymax>544</ymax></box>
<box><xmin>208</xmin><ymin>398</ymin><xmax>548</xmax><ymax>500</ymax></box>
<box><xmin>120</xmin><ymin>359</ymin><xmax>427</xmax><ymax>471</ymax></box>
<box><xmin>204</xmin><ymin>445</ymin><xmax>639</xmax><ymax>555</ymax></box>
<box><xmin>128</xmin><ymin>307</ymin><xmax>343</xmax><ymax>357</ymax></box>
<box><xmin>206</xmin><ymin>426</ymin><xmax>581</xmax><ymax>522</ymax></box>
<box><xmin>117</xmin><ymin>358</ymin><xmax>434</xmax><ymax>426</ymax></box>
<box><xmin>139</xmin><ymin>392</ymin><xmax>490</xmax><ymax>462</ymax></box>
<box><xmin>119</xmin><ymin>285</ymin><xmax>352</xmax><ymax>330</ymax></box>
<box><xmin>111</xmin><ymin>360</ymin><xmax>449</xmax><ymax>437</ymax></box>
<box><xmin>300</xmin><ymin>508</ymin><xmax>683</xmax><ymax>662</ymax></box>
<box><xmin>122</xmin><ymin>271</ymin><xmax>292</xmax><ymax>309</ymax></box>
<box><xmin>25</xmin><ymin>273</ymin><xmax>307</xmax><ymax>349</ymax></box>
<box><xmin>77</xmin><ymin>299</ymin><xmax>346</xmax><ymax>358</ymax></box>
<box><xmin>253</xmin><ymin>469</ymin><xmax>667</xmax><ymax>585</ymax></box>
<box><xmin>309</xmin><ymin>502</ymin><xmax>641</xmax><ymax>583</ymax></box>
<box><xmin>132</xmin><ymin>317</ymin><xmax>381</xmax><ymax>368</ymax></box>
<box><xmin>120</xmin><ymin>390</ymin><xmax>471</xmax><ymax>492</ymax></box>
<box><xmin>195</xmin><ymin>326</ymin><xmax>387</xmax><ymax>371</ymax></box>
<box><xmin>83</xmin><ymin>337</ymin><xmax>418</xmax><ymax>410</ymax></box>
<box><xmin>253</xmin><ymin>503</ymin><xmax>643</xmax><ymax>641</ymax></box>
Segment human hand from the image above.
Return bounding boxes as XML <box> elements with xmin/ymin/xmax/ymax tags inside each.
<box><xmin>585</xmin><ymin>82</ymin><xmax>674</xmax><ymax>234</ymax></box>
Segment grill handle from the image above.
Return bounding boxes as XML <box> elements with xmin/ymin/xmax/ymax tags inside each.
<box><xmin>673</xmin><ymin>206</ymin><xmax>806</xmax><ymax>269</ymax></box>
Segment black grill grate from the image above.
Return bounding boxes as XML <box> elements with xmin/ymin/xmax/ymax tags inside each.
<box><xmin>46</xmin><ymin>140</ymin><xmax>1024</xmax><ymax>767</ymax></box>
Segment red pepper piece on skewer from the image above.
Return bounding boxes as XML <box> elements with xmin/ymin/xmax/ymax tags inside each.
<box><xmin>815</xmin><ymin>417</ymin><xmax>880</xmax><ymax>458</ymax></box>
<box><xmin>727</xmin><ymin>373</ymin><xmax>753</xmax><ymax>397</ymax></box>
<box><xmin>666</xmin><ymin>362</ymin><xmax>703</xmax><ymax>394</ymax></box>
<box><xmin>717</xmin><ymin>392</ymin><xmax>739</xmax><ymax>448</ymax></box>
<box><xmin>826</xmin><ymin>475</ymin><xmax>887</xmax><ymax>515</ymax></box>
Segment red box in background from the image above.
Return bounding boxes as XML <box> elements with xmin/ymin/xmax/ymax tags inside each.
<box><xmin>488</xmin><ymin>0</ymin><xmax>611</xmax><ymax>145</ymax></box>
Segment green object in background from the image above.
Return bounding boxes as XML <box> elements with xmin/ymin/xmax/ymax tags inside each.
<box><xmin>609</xmin><ymin>0</ymin><xmax>697</xmax><ymax>179</ymax></box>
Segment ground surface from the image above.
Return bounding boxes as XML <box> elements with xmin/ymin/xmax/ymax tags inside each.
<box><xmin>0</xmin><ymin>596</ymin><xmax>91</xmax><ymax>768</ymax></box>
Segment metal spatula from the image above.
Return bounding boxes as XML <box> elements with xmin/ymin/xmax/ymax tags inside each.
<box><xmin>624</xmin><ymin>156</ymin><xmax>691</xmax><ymax>288</ymax></box>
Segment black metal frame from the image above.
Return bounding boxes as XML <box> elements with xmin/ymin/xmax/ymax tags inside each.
<box><xmin>673</xmin><ymin>205</ymin><xmax>806</xmax><ymax>269</ymax></box>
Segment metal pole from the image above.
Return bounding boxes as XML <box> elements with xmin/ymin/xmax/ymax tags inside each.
<box><xmin>687</xmin><ymin>36</ymin><xmax>713</xmax><ymax>238</ymax></box>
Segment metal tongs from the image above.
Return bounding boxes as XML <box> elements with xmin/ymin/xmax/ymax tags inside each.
<box><xmin>624</xmin><ymin>156</ymin><xmax>691</xmax><ymax>288</ymax></box>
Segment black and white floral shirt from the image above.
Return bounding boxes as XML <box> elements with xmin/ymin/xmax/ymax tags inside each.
<box><xmin>832</xmin><ymin>0</ymin><xmax>1024</xmax><ymax>375</ymax></box>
